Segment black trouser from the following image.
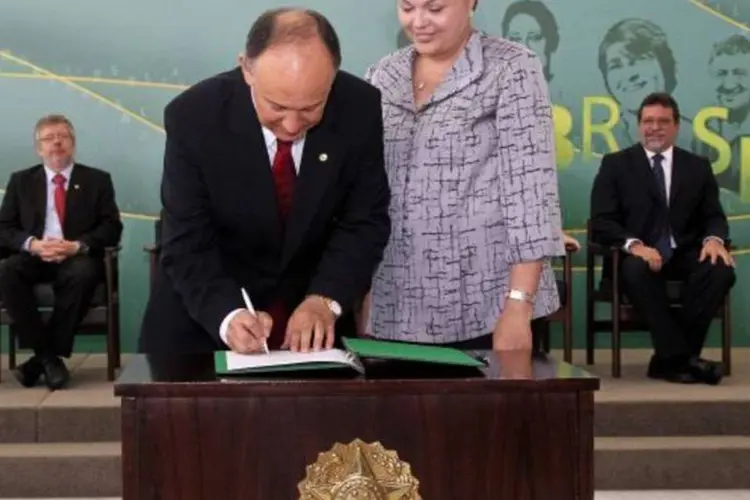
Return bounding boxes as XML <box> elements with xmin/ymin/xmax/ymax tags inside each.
<box><xmin>0</xmin><ymin>253</ymin><xmax>102</xmax><ymax>358</ymax></box>
<box><xmin>619</xmin><ymin>247</ymin><xmax>735</xmax><ymax>360</ymax></box>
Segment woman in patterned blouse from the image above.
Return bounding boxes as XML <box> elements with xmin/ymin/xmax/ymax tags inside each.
<box><xmin>362</xmin><ymin>0</ymin><xmax>566</xmax><ymax>351</ymax></box>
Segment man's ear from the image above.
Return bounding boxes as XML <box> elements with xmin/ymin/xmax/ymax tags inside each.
<box><xmin>238</xmin><ymin>53</ymin><xmax>254</xmax><ymax>87</ymax></box>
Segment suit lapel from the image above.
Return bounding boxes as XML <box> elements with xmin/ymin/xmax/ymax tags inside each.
<box><xmin>281</xmin><ymin>114</ymin><xmax>345</xmax><ymax>268</ymax></box>
<box><xmin>30</xmin><ymin>167</ymin><xmax>47</xmax><ymax>233</ymax></box>
<box><xmin>226</xmin><ymin>69</ymin><xmax>282</xmax><ymax>236</ymax></box>
<box><xmin>669</xmin><ymin>148</ymin><xmax>685</xmax><ymax>204</ymax></box>
<box><xmin>64</xmin><ymin>165</ymin><xmax>84</xmax><ymax>232</ymax></box>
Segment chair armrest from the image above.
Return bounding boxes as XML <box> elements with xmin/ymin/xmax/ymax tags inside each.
<box><xmin>103</xmin><ymin>246</ymin><xmax>121</xmax><ymax>297</ymax></box>
<box><xmin>587</xmin><ymin>240</ymin><xmax>619</xmax><ymax>257</ymax></box>
<box><xmin>564</xmin><ymin>242</ymin><xmax>579</xmax><ymax>254</ymax></box>
<box><xmin>103</xmin><ymin>246</ymin><xmax>121</xmax><ymax>266</ymax></box>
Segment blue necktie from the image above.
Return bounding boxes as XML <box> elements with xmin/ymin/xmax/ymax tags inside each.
<box><xmin>651</xmin><ymin>153</ymin><xmax>673</xmax><ymax>261</ymax></box>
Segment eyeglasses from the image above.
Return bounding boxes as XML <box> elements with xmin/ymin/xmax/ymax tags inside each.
<box><xmin>38</xmin><ymin>133</ymin><xmax>72</xmax><ymax>142</ymax></box>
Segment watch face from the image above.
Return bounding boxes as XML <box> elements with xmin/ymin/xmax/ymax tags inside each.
<box><xmin>329</xmin><ymin>301</ymin><xmax>342</xmax><ymax>316</ymax></box>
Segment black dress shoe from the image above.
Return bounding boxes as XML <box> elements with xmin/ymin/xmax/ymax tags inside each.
<box><xmin>42</xmin><ymin>356</ymin><xmax>70</xmax><ymax>390</ymax></box>
<box><xmin>647</xmin><ymin>355</ymin><xmax>700</xmax><ymax>384</ymax></box>
<box><xmin>685</xmin><ymin>357</ymin><xmax>723</xmax><ymax>386</ymax></box>
<box><xmin>11</xmin><ymin>356</ymin><xmax>44</xmax><ymax>388</ymax></box>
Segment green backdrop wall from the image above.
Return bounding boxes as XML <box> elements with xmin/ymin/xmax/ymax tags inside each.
<box><xmin>1</xmin><ymin>0</ymin><xmax>749</xmax><ymax>353</ymax></box>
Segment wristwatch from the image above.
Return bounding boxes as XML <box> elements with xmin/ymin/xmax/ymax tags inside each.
<box><xmin>506</xmin><ymin>289</ymin><xmax>534</xmax><ymax>304</ymax></box>
<box><xmin>324</xmin><ymin>298</ymin><xmax>342</xmax><ymax>318</ymax></box>
<box><xmin>310</xmin><ymin>295</ymin><xmax>342</xmax><ymax>318</ymax></box>
<box><xmin>77</xmin><ymin>241</ymin><xmax>90</xmax><ymax>255</ymax></box>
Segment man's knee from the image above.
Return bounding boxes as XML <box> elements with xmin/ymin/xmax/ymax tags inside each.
<box><xmin>703</xmin><ymin>260</ymin><xmax>736</xmax><ymax>291</ymax></box>
<box><xmin>619</xmin><ymin>256</ymin><xmax>652</xmax><ymax>284</ymax></box>
<box><xmin>56</xmin><ymin>256</ymin><xmax>101</xmax><ymax>287</ymax></box>
<box><xmin>0</xmin><ymin>254</ymin><xmax>30</xmax><ymax>287</ymax></box>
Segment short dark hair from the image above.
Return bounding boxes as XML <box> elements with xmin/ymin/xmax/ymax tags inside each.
<box><xmin>245</xmin><ymin>8</ymin><xmax>342</xmax><ymax>69</ymax></box>
<box><xmin>637</xmin><ymin>92</ymin><xmax>680</xmax><ymax>122</ymax></box>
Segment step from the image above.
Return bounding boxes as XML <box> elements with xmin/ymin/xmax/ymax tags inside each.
<box><xmin>594</xmin><ymin>400</ymin><xmax>750</xmax><ymax>437</ymax></box>
<box><xmin>1</xmin><ymin>437</ymin><xmax>749</xmax><ymax>497</ymax></box>
<box><xmin>2</xmin><ymin>401</ymin><xmax>750</xmax><ymax>444</ymax></box>
<box><xmin>0</xmin><ymin>442</ymin><xmax>120</xmax><ymax>498</ymax></box>
<box><xmin>595</xmin><ymin>436</ymin><xmax>750</xmax><ymax>490</ymax></box>
<box><xmin>0</xmin><ymin>355</ymin><xmax>119</xmax><ymax>443</ymax></box>
<box><xmin>3</xmin><ymin>398</ymin><xmax>750</xmax><ymax>444</ymax></box>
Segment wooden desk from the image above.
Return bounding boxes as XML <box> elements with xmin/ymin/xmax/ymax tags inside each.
<box><xmin>115</xmin><ymin>350</ymin><xmax>599</xmax><ymax>499</ymax></box>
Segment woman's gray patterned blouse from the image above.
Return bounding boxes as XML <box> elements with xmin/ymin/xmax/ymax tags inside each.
<box><xmin>364</xmin><ymin>30</ymin><xmax>565</xmax><ymax>344</ymax></box>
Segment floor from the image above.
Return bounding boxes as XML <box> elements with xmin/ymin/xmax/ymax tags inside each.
<box><xmin>4</xmin><ymin>348</ymin><xmax>750</xmax><ymax>406</ymax></box>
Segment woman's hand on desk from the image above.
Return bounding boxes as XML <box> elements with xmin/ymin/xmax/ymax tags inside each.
<box><xmin>226</xmin><ymin>310</ymin><xmax>272</xmax><ymax>354</ymax></box>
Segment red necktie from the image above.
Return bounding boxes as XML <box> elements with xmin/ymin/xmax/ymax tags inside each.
<box><xmin>52</xmin><ymin>174</ymin><xmax>66</xmax><ymax>227</ymax></box>
<box><xmin>271</xmin><ymin>140</ymin><xmax>295</xmax><ymax>221</ymax></box>
<box><xmin>268</xmin><ymin>140</ymin><xmax>296</xmax><ymax>348</ymax></box>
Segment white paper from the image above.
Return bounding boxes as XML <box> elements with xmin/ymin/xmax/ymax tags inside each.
<box><xmin>225</xmin><ymin>348</ymin><xmax>361</xmax><ymax>371</ymax></box>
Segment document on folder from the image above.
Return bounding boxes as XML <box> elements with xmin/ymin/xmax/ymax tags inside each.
<box><xmin>215</xmin><ymin>349</ymin><xmax>365</xmax><ymax>375</ymax></box>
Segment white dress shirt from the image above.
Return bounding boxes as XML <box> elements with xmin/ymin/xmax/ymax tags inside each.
<box><xmin>23</xmin><ymin>164</ymin><xmax>74</xmax><ymax>251</ymax></box>
<box><xmin>218</xmin><ymin>127</ymin><xmax>305</xmax><ymax>347</ymax></box>
<box><xmin>624</xmin><ymin>146</ymin><xmax>675</xmax><ymax>251</ymax></box>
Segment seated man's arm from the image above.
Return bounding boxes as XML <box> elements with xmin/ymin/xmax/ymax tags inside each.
<box><xmin>306</xmin><ymin>95</ymin><xmax>391</xmax><ymax>314</ymax></box>
<box><xmin>0</xmin><ymin>173</ymin><xmax>33</xmax><ymax>252</ymax></box>
<box><xmin>590</xmin><ymin>155</ymin><xmax>635</xmax><ymax>249</ymax></box>
<box><xmin>159</xmin><ymin>105</ymin><xmax>244</xmax><ymax>344</ymax></box>
<box><xmin>698</xmin><ymin>157</ymin><xmax>729</xmax><ymax>244</ymax></box>
<box><xmin>77</xmin><ymin>173</ymin><xmax>124</xmax><ymax>252</ymax></box>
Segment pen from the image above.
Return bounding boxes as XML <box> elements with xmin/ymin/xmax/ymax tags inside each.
<box><xmin>241</xmin><ymin>287</ymin><xmax>269</xmax><ymax>354</ymax></box>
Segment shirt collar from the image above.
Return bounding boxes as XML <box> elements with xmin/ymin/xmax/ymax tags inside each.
<box><xmin>44</xmin><ymin>163</ymin><xmax>74</xmax><ymax>182</ymax></box>
<box><xmin>643</xmin><ymin>145</ymin><xmax>673</xmax><ymax>164</ymax></box>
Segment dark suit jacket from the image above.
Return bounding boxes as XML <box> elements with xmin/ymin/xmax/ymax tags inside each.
<box><xmin>590</xmin><ymin>144</ymin><xmax>728</xmax><ymax>250</ymax></box>
<box><xmin>0</xmin><ymin>163</ymin><xmax>123</xmax><ymax>257</ymax></box>
<box><xmin>139</xmin><ymin>67</ymin><xmax>391</xmax><ymax>354</ymax></box>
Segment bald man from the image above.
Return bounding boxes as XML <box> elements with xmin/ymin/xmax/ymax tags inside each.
<box><xmin>139</xmin><ymin>8</ymin><xmax>391</xmax><ymax>355</ymax></box>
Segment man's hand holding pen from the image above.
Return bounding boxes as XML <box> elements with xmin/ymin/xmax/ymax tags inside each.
<box><xmin>225</xmin><ymin>310</ymin><xmax>273</xmax><ymax>354</ymax></box>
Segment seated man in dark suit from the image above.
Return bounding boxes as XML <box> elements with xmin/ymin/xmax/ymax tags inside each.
<box><xmin>139</xmin><ymin>9</ymin><xmax>391</xmax><ymax>355</ymax></box>
<box><xmin>590</xmin><ymin>93</ymin><xmax>735</xmax><ymax>385</ymax></box>
<box><xmin>0</xmin><ymin>114</ymin><xmax>123</xmax><ymax>390</ymax></box>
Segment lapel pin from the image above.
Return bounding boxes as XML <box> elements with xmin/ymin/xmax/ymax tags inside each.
<box><xmin>319</xmin><ymin>153</ymin><xmax>328</xmax><ymax>162</ymax></box>
<box><xmin>74</xmin><ymin>184</ymin><xmax>80</xmax><ymax>190</ymax></box>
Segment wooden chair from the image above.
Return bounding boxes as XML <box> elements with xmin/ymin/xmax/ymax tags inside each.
<box><xmin>585</xmin><ymin>221</ymin><xmax>732</xmax><ymax>378</ymax></box>
<box><xmin>532</xmin><ymin>241</ymin><xmax>577</xmax><ymax>363</ymax></box>
<box><xmin>0</xmin><ymin>247</ymin><xmax>122</xmax><ymax>382</ymax></box>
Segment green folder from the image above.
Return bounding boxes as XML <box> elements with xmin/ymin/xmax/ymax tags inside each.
<box><xmin>341</xmin><ymin>337</ymin><xmax>486</xmax><ymax>368</ymax></box>
<box><xmin>214</xmin><ymin>337</ymin><xmax>486</xmax><ymax>376</ymax></box>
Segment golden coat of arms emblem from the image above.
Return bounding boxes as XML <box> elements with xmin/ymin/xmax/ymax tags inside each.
<box><xmin>298</xmin><ymin>439</ymin><xmax>421</xmax><ymax>500</ymax></box>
